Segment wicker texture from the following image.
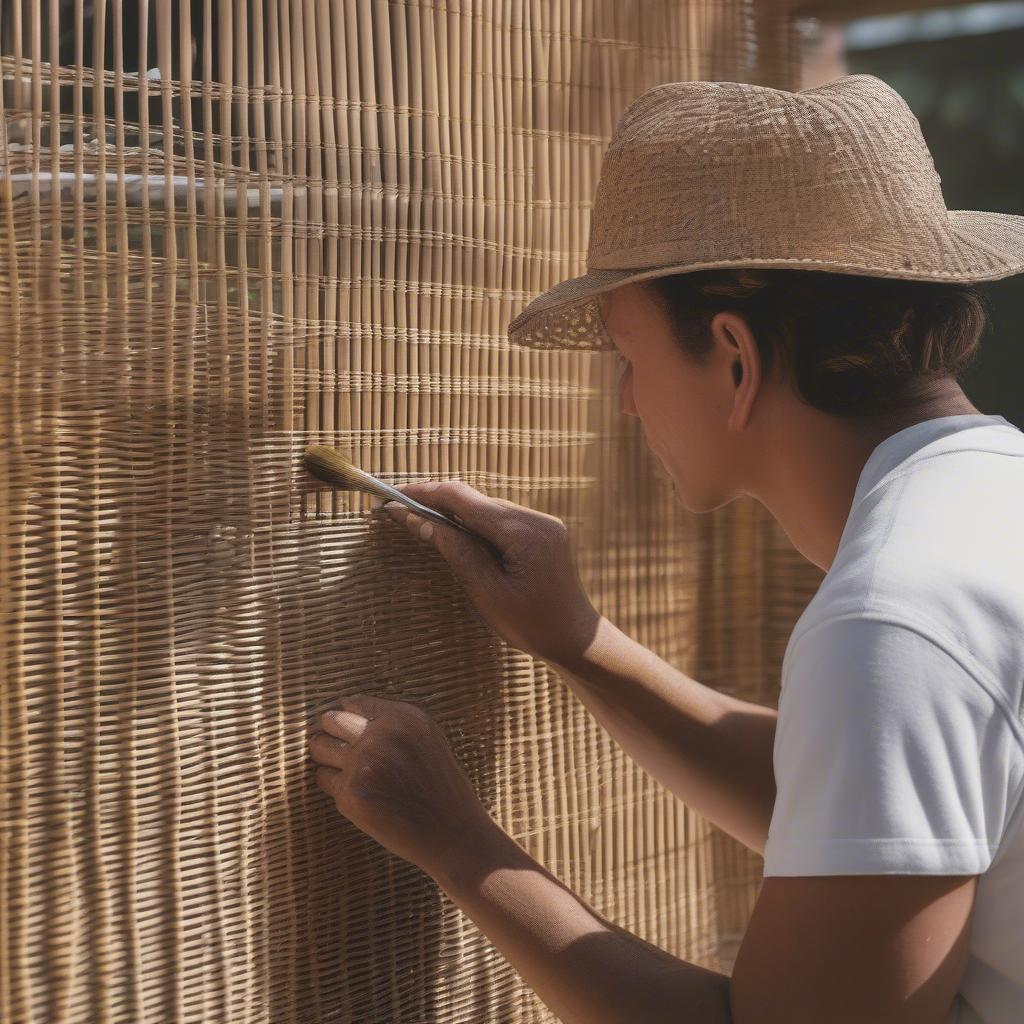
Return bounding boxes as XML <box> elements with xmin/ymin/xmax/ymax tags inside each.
<box><xmin>508</xmin><ymin>74</ymin><xmax>1024</xmax><ymax>351</ymax></box>
<box><xmin>0</xmin><ymin>3</ymin><xmax>818</xmax><ymax>1022</ymax></box>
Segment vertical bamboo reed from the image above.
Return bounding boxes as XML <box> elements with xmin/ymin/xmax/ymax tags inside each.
<box><xmin>0</xmin><ymin>2</ymin><xmax>820</xmax><ymax>1020</ymax></box>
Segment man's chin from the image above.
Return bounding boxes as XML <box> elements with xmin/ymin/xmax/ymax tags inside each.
<box><xmin>663</xmin><ymin>466</ymin><xmax>704</xmax><ymax>513</ymax></box>
<box><xmin>667</xmin><ymin>476</ymin><xmax>694</xmax><ymax>511</ymax></box>
<box><xmin>669</xmin><ymin>478</ymin><xmax>731</xmax><ymax>515</ymax></box>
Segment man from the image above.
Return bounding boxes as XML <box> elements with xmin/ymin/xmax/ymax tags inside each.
<box><xmin>308</xmin><ymin>74</ymin><xmax>1024</xmax><ymax>1023</ymax></box>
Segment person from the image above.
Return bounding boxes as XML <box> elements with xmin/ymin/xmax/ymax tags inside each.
<box><xmin>307</xmin><ymin>74</ymin><xmax>1024</xmax><ymax>1023</ymax></box>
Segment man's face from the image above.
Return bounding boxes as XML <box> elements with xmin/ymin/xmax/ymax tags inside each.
<box><xmin>598</xmin><ymin>282</ymin><xmax>742</xmax><ymax>513</ymax></box>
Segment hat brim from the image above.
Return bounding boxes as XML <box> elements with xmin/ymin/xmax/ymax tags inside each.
<box><xmin>507</xmin><ymin>208</ymin><xmax>1024</xmax><ymax>352</ymax></box>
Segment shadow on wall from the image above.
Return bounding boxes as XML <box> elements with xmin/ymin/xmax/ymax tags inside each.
<box><xmin>5</xmin><ymin>352</ymin><xmax>512</xmax><ymax>1021</ymax></box>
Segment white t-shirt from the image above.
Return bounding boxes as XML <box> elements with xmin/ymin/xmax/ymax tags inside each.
<box><xmin>762</xmin><ymin>412</ymin><xmax>1024</xmax><ymax>1024</ymax></box>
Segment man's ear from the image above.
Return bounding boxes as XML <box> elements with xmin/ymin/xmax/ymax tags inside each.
<box><xmin>710</xmin><ymin>311</ymin><xmax>761</xmax><ymax>430</ymax></box>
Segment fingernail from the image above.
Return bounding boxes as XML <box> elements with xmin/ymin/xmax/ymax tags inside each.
<box><xmin>419</xmin><ymin>521</ymin><xmax>434</xmax><ymax>541</ymax></box>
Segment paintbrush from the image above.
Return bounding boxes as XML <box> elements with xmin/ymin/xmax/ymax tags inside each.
<box><xmin>303</xmin><ymin>445</ymin><xmax>505</xmax><ymax>565</ymax></box>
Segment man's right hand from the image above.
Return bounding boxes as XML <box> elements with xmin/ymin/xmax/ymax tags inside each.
<box><xmin>381</xmin><ymin>481</ymin><xmax>602</xmax><ymax>667</ymax></box>
<box><xmin>382</xmin><ymin>479</ymin><xmax>779</xmax><ymax>857</ymax></box>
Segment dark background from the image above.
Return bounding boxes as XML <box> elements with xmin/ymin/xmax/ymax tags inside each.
<box><xmin>845</xmin><ymin>22</ymin><xmax>1024</xmax><ymax>427</ymax></box>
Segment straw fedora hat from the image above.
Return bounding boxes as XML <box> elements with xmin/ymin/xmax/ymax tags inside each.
<box><xmin>507</xmin><ymin>73</ymin><xmax>1024</xmax><ymax>352</ymax></box>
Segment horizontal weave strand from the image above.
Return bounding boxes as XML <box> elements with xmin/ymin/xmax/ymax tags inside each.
<box><xmin>0</xmin><ymin>2</ymin><xmax>816</xmax><ymax>1022</ymax></box>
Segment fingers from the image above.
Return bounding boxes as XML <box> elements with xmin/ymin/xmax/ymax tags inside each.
<box><xmin>336</xmin><ymin>693</ymin><xmax>386</xmax><ymax>718</ymax></box>
<box><xmin>312</xmin><ymin>696</ymin><xmax>382</xmax><ymax>794</ymax></box>
<box><xmin>387</xmin><ymin>505</ymin><xmax>444</xmax><ymax>553</ymax></box>
<box><xmin>310</xmin><ymin>696</ymin><xmax>413</xmax><ymax>804</ymax></box>
<box><xmin>382</xmin><ymin>500</ymin><xmax>500</xmax><ymax>576</ymax></box>
<box><xmin>388</xmin><ymin>480</ymin><xmax>528</xmax><ymax>548</ymax></box>
<box><xmin>317</xmin><ymin>693</ymin><xmax>388</xmax><ymax>743</ymax></box>
<box><xmin>320</xmin><ymin>708</ymin><xmax>370</xmax><ymax>743</ymax></box>
<box><xmin>310</xmin><ymin>720</ymin><xmax>356</xmax><ymax>791</ymax></box>
<box><xmin>315</xmin><ymin>765</ymin><xmax>344</xmax><ymax>800</ymax></box>
<box><xmin>309</xmin><ymin>731</ymin><xmax>350</xmax><ymax>768</ymax></box>
<box><xmin>388</xmin><ymin>505</ymin><xmax>437</xmax><ymax>545</ymax></box>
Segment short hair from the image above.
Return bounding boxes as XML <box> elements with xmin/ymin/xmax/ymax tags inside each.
<box><xmin>642</xmin><ymin>268</ymin><xmax>989</xmax><ymax>418</ymax></box>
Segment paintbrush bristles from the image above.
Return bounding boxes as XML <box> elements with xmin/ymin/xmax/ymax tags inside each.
<box><xmin>304</xmin><ymin>445</ymin><xmax>393</xmax><ymax>500</ymax></box>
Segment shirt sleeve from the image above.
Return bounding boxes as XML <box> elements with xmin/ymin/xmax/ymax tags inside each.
<box><xmin>763</xmin><ymin>613</ymin><xmax>1023</xmax><ymax>877</ymax></box>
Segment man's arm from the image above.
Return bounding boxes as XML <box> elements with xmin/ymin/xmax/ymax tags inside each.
<box><xmin>730</xmin><ymin>874</ymin><xmax>976</xmax><ymax>1023</ymax></box>
<box><xmin>382</xmin><ymin>484</ymin><xmax>777</xmax><ymax>854</ymax></box>
<box><xmin>549</xmin><ymin>616</ymin><xmax>778</xmax><ymax>855</ymax></box>
<box><xmin>433</xmin><ymin>817</ymin><xmax>733</xmax><ymax>1024</ymax></box>
<box><xmin>431</xmin><ymin>816</ymin><xmax>975</xmax><ymax>1024</ymax></box>
<box><xmin>310</xmin><ymin>661</ymin><xmax>976</xmax><ymax>1024</ymax></box>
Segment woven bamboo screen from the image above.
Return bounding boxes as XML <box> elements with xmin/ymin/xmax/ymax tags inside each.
<box><xmin>1</xmin><ymin>3</ymin><xmax>824</xmax><ymax>1022</ymax></box>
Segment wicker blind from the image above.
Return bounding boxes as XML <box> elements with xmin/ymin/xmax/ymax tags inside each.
<box><xmin>0</xmin><ymin>3</ymin><xmax>821</xmax><ymax>1021</ymax></box>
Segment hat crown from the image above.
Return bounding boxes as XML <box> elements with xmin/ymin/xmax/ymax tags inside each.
<box><xmin>506</xmin><ymin>72</ymin><xmax>1024</xmax><ymax>352</ymax></box>
<box><xmin>587</xmin><ymin>74</ymin><xmax>947</xmax><ymax>274</ymax></box>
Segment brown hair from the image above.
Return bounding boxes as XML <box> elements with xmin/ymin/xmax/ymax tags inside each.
<box><xmin>643</xmin><ymin>268</ymin><xmax>989</xmax><ymax>418</ymax></box>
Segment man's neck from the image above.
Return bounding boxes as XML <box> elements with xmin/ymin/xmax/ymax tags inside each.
<box><xmin>748</xmin><ymin>377</ymin><xmax>982</xmax><ymax>573</ymax></box>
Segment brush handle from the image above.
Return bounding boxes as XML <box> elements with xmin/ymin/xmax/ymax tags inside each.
<box><xmin>389</xmin><ymin>489</ymin><xmax>470</xmax><ymax>533</ymax></box>
<box><xmin>374</xmin><ymin>480</ymin><xmax>505</xmax><ymax>565</ymax></box>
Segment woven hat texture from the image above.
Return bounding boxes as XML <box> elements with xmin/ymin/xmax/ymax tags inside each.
<box><xmin>508</xmin><ymin>73</ymin><xmax>1024</xmax><ymax>351</ymax></box>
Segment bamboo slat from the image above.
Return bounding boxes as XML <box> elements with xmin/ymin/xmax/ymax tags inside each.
<box><xmin>0</xmin><ymin>3</ymin><xmax>819</xmax><ymax>1021</ymax></box>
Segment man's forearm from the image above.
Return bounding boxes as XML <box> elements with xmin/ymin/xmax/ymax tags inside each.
<box><xmin>431</xmin><ymin>817</ymin><xmax>733</xmax><ymax>1024</ymax></box>
<box><xmin>549</xmin><ymin>616</ymin><xmax>778</xmax><ymax>855</ymax></box>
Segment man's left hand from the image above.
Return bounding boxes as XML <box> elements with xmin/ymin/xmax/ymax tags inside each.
<box><xmin>308</xmin><ymin>694</ymin><xmax>493</xmax><ymax>878</ymax></box>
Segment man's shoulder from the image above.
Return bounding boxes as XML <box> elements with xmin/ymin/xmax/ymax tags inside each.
<box><xmin>788</xmin><ymin>436</ymin><xmax>1024</xmax><ymax>712</ymax></box>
